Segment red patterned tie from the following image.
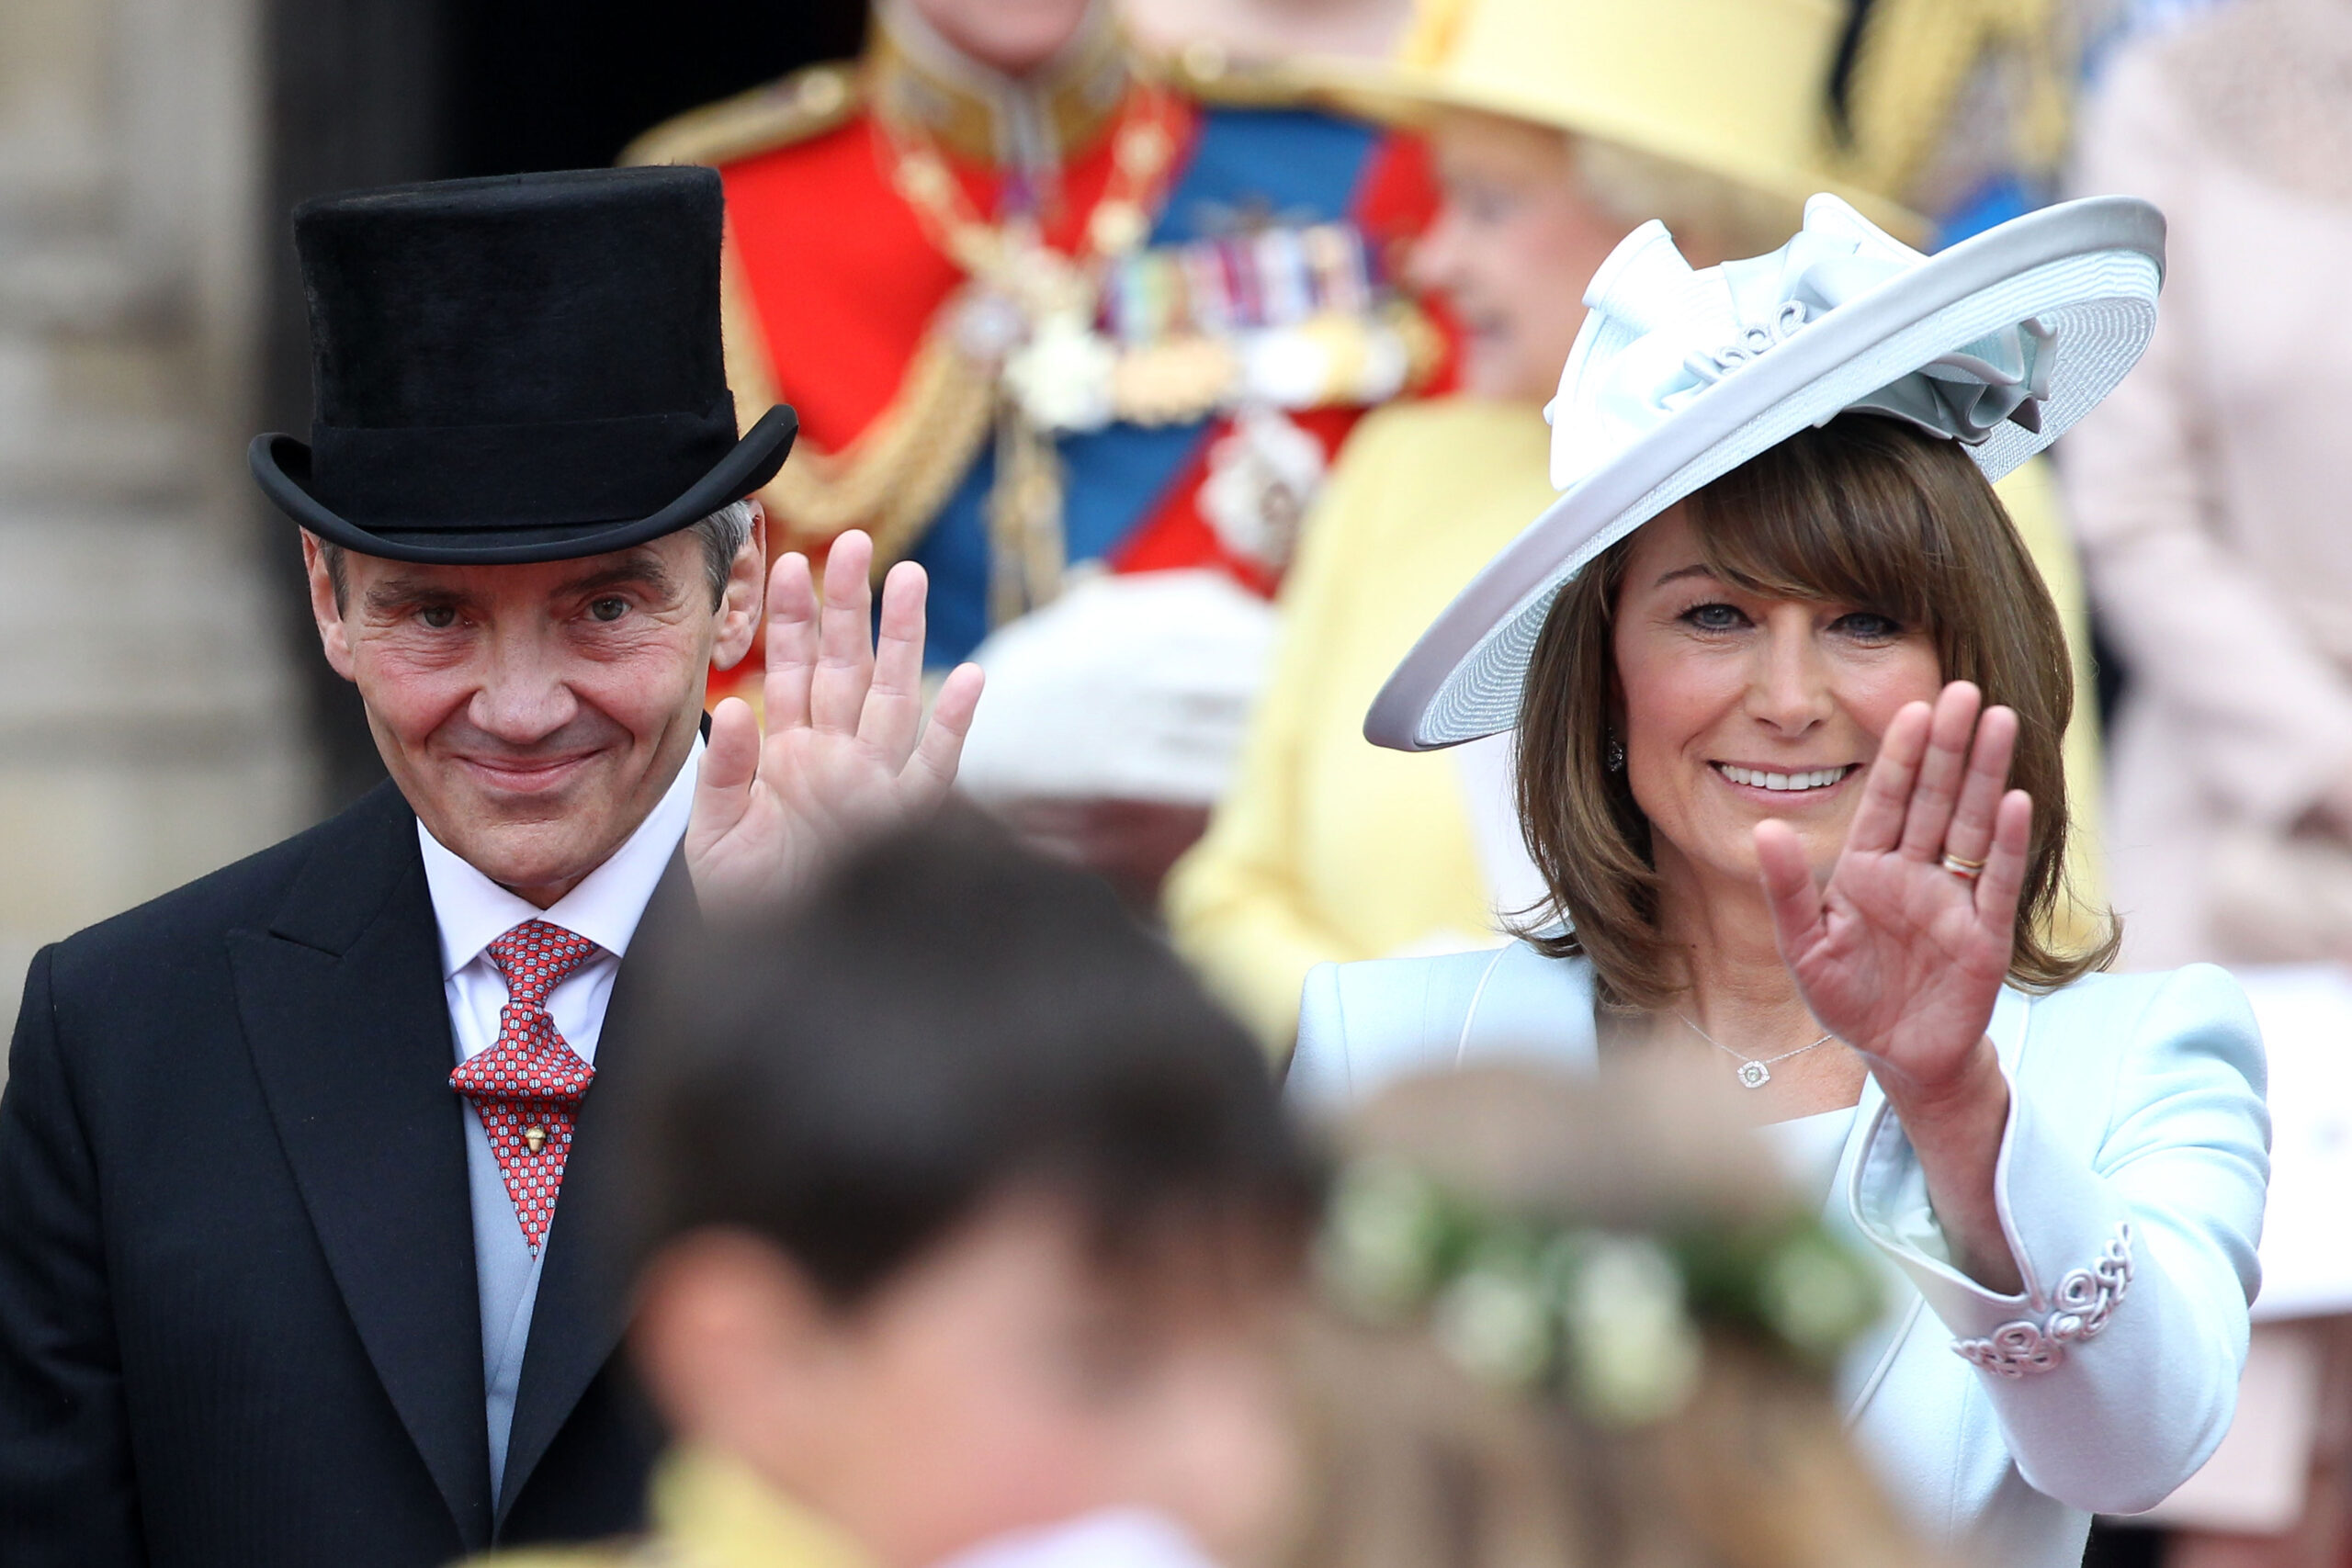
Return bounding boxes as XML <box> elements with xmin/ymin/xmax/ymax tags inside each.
<box><xmin>448</xmin><ymin>919</ymin><xmax>601</xmax><ymax>1252</ymax></box>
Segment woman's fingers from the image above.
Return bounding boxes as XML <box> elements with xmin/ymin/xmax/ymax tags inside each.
<box><xmin>859</xmin><ymin>560</ymin><xmax>932</xmax><ymax>763</ymax></box>
<box><xmin>808</xmin><ymin>530</ymin><xmax>877</xmax><ymax>734</ymax></box>
<box><xmin>1896</xmin><ymin>682</ymin><xmax>1984</xmax><ymax>861</ymax></box>
<box><xmin>1754</xmin><ymin>818</ymin><xmax>1826</xmax><ymax>957</ymax></box>
<box><xmin>1939</xmin><ymin>704</ymin><xmax>2018</xmax><ymax>871</ymax></box>
<box><xmin>762</xmin><ymin>552</ymin><xmax>818</xmax><ymax>737</ymax></box>
<box><xmin>1972</xmin><ymin>788</ymin><xmax>2034</xmax><ymax>931</ymax></box>
<box><xmin>1844</xmin><ymin>700</ymin><xmax>1931</xmax><ymax>855</ymax></box>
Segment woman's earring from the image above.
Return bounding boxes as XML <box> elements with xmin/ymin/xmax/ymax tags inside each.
<box><xmin>1606</xmin><ymin>737</ymin><xmax>1626</xmax><ymax>773</ymax></box>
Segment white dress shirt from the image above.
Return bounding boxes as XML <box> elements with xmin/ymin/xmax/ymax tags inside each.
<box><xmin>416</xmin><ymin>738</ymin><xmax>699</xmax><ymax>1503</ymax></box>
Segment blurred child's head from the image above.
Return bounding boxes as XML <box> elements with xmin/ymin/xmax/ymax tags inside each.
<box><xmin>1283</xmin><ymin>1064</ymin><xmax>1933</xmax><ymax>1568</ymax></box>
<box><xmin>628</xmin><ymin>812</ymin><xmax>1315</xmax><ymax>1568</ymax></box>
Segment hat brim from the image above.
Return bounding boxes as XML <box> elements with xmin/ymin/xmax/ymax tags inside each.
<box><xmin>1365</xmin><ymin>196</ymin><xmax>2165</xmax><ymax>753</ymax></box>
<box><xmin>1294</xmin><ymin>53</ymin><xmax>1929</xmax><ymax>248</ymax></box>
<box><xmin>249</xmin><ymin>403</ymin><xmax>799</xmax><ymax>566</ymax></box>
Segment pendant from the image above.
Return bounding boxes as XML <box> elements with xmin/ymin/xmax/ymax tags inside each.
<box><xmin>1736</xmin><ymin>1061</ymin><xmax>1770</xmax><ymax>1089</ymax></box>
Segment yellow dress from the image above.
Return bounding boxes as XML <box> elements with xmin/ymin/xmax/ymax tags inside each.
<box><xmin>1165</xmin><ymin>396</ymin><xmax>2108</xmax><ymax>1054</ymax></box>
<box><xmin>478</xmin><ymin>1450</ymin><xmax>872</xmax><ymax>1568</ymax></box>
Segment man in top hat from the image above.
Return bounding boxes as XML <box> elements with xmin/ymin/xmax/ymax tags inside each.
<box><xmin>0</xmin><ymin>165</ymin><xmax>978</xmax><ymax>1567</ymax></box>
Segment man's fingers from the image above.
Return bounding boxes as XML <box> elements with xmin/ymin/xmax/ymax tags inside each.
<box><xmin>1896</xmin><ymin>682</ymin><xmax>1984</xmax><ymax>861</ymax></box>
<box><xmin>1940</xmin><ymin>704</ymin><xmax>2018</xmax><ymax>870</ymax></box>
<box><xmin>1755</xmin><ymin>818</ymin><xmax>1826</xmax><ymax>960</ymax></box>
<box><xmin>1846</xmin><ymin>700</ymin><xmax>1930</xmax><ymax>854</ymax></box>
<box><xmin>860</xmin><ymin>560</ymin><xmax>932</xmax><ymax>763</ymax></box>
<box><xmin>692</xmin><ymin>697</ymin><xmax>761</xmax><ymax>840</ymax></box>
<box><xmin>907</xmin><ymin>662</ymin><xmax>984</xmax><ymax>797</ymax></box>
<box><xmin>763</xmin><ymin>552</ymin><xmax>818</xmax><ymax>735</ymax></box>
<box><xmin>809</xmin><ymin>530</ymin><xmax>876</xmax><ymax>734</ymax></box>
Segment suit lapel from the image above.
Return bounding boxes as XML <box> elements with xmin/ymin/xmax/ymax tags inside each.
<box><xmin>501</xmin><ymin>844</ymin><xmax>700</xmax><ymax>1521</ymax></box>
<box><xmin>230</xmin><ymin>784</ymin><xmax>495</xmax><ymax>1548</ymax></box>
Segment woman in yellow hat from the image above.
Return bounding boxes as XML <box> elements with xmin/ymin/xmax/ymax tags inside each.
<box><xmin>1163</xmin><ymin>0</ymin><xmax>2104</xmax><ymax>1055</ymax></box>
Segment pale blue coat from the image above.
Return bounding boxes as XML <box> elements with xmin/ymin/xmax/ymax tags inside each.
<box><xmin>1295</xmin><ymin>944</ymin><xmax>2271</xmax><ymax>1568</ymax></box>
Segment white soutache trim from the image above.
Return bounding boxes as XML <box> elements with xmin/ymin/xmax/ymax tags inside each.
<box><xmin>1410</xmin><ymin>250</ymin><xmax>2159</xmax><ymax>748</ymax></box>
<box><xmin>1951</xmin><ymin>1222</ymin><xmax>2136</xmax><ymax>1379</ymax></box>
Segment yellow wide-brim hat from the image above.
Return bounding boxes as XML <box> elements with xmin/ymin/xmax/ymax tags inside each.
<box><xmin>1306</xmin><ymin>0</ymin><xmax>1926</xmax><ymax>244</ymax></box>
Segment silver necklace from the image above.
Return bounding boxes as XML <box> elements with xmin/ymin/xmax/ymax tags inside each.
<box><xmin>1675</xmin><ymin>1012</ymin><xmax>1835</xmax><ymax>1089</ymax></box>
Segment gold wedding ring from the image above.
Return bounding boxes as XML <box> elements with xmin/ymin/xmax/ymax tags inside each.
<box><xmin>1940</xmin><ymin>851</ymin><xmax>1987</xmax><ymax>881</ymax></box>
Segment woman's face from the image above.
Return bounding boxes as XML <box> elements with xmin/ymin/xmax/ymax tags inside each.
<box><xmin>1408</xmin><ymin>112</ymin><xmax>1633</xmax><ymax>401</ymax></box>
<box><xmin>1611</xmin><ymin>506</ymin><xmax>1943</xmax><ymax>898</ymax></box>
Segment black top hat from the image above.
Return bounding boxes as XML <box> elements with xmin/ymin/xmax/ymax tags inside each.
<box><xmin>251</xmin><ymin>165</ymin><xmax>797</xmax><ymax>564</ymax></box>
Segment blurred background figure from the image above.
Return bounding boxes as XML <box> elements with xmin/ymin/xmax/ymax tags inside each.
<box><xmin>490</xmin><ymin>812</ymin><xmax>1314</xmax><ymax>1568</ymax></box>
<box><xmin>626</xmin><ymin>0</ymin><xmax>1452</xmax><ymax>910</ymax></box>
<box><xmin>2065</xmin><ymin>2</ymin><xmax>2352</xmax><ymax>1562</ymax></box>
<box><xmin>1164</xmin><ymin>0</ymin><xmax>2108</xmax><ymax>1055</ymax></box>
<box><xmin>1291</xmin><ymin>1064</ymin><xmax>1926</xmax><ymax>1568</ymax></box>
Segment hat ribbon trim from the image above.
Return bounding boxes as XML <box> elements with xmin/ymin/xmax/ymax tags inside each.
<box><xmin>309</xmin><ymin>396</ymin><xmax>741</xmax><ymax>530</ymax></box>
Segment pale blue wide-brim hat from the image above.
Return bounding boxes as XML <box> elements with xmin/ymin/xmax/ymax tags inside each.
<box><xmin>1364</xmin><ymin>193</ymin><xmax>2165</xmax><ymax>752</ymax></box>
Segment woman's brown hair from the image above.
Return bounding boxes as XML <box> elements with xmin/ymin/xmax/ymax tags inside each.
<box><xmin>1283</xmin><ymin>1065</ymin><xmax>1941</xmax><ymax>1568</ymax></box>
<box><xmin>1510</xmin><ymin>414</ymin><xmax>2117</xmax><ymax>1010</ymax></box>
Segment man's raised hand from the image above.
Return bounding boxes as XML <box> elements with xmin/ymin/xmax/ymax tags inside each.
<box><xmin>687</xmin><ymin>529</ymin><xmax>982</xmax><ymax>913</ymax></box>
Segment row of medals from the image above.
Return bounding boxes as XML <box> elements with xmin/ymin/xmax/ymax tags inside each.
<box><xmin>895</xmin><ymin>116</ymin><xmax>1421</xmax><ymax>437</ymax></box>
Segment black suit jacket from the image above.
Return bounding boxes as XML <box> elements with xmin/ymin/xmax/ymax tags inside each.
<box><xmin>0</xmin><ymin>783</ymin><xmax>690</xmax><ymax>1566</ymax></box>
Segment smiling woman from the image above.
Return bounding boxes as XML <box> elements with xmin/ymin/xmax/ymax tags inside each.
<box><xmin>1517</xmin><ymin>414</ymin><xmax>2100</xmax><ymax>1011</ymax></box>
<box><xmin>1287</xmin><ymin>196</ymin><xmax>2270</xmax><ymax>1568</ymax></box>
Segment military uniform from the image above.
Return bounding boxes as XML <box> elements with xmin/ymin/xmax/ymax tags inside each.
<box><xmin>626</xmin><ymin>1</ymin><xmax>1447</xmax><ymax>695</ymax></box>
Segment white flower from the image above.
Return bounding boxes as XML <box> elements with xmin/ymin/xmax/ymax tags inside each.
<box><xmin>1560</xmin><ymin>1235</ymin><xmax>1702</xmax><ymax>1425</ymax></box>
<box><xmin>1318</xmin><ymin>1159</ymin><xmax>1446</xmax><ymax>1320</ymax></box>
<box><xmin>1433</xmin><ymin>1261</ymin><xmax>1554</xmax><ymax>1386</ymax></box>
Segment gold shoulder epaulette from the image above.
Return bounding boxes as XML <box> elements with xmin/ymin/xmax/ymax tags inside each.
<box><xmin>619</xmin><ymin>61</ymin><xmax>865</xmax><ymax>169</ymax></box>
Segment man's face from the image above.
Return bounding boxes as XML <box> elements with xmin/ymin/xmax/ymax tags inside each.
<box><xmin>910</xmin><ymin>0</ymin><xmax>1094</xmax><ymax>73</ymax></box>
<box><xmin>302</xmin><ymin>521</ymin><xmax>763</xmax><ymax>906</ymax></box>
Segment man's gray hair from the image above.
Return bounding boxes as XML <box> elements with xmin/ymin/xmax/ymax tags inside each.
<box><xmin>689</xmin><ymin>498</ymin><xmax>759</xmax><ymax>607</ymax></box>
<box><xmin>313</xmin><ymin>497</ymin><xmax>758</xmax><ymax>614</ymax></box>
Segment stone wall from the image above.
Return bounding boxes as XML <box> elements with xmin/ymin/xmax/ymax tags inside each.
<box><xmin>0</xmin><ymin>0</ymin><xmax>312</xmax><ymax>1019</ymax></box>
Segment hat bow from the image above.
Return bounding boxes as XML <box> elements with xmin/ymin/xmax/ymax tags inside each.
<box><xmin>1546</xmin><ymin>195</ymin><xmax>2055</xmax><ymax>493</ymax></box>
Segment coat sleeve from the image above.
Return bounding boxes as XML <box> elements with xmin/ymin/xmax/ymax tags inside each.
<box><xmin>0</xmin><ymin>945</ymin><xmax>146</xmax><ymax>1565</ymax></box>
<box><xmin>1849</xmin><ymin>964</ymin><xmax>2269</xmax><ymax>1514</ymax></box>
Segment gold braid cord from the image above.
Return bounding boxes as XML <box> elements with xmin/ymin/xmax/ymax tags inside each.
<box><xmin>718</xmin><ymin>227</ymin><xmax>996</xmax><ymax>570</ymax></box>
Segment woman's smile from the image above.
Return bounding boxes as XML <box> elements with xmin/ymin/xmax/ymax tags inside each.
<box><xmin>1709</xmin><ymin>761</ymin><xmax>1863</xmax><ymax>798</ymax></box>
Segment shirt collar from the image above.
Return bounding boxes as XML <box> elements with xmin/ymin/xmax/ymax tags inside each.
<box><xmin>416</xmin><ymin>736</ymin><xmax>701</xmax><ymax>980</ymax></box>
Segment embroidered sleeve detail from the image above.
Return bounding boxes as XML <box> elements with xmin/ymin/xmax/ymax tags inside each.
<box><xmin>1951</xmin><ymin>1222</ymin><xmax>2135</xmax><ymax>1379</ymax></box>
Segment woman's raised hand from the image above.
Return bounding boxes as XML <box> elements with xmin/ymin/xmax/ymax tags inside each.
<box><xmin>1753</xmin><ymin>681</ymin><xmax>2030</xmax><ymax>1100</ymax></box>
<box><xmin>687</xmin><ymin>529</ymin><xmax>984</xmax><ymax>915</ymax></box>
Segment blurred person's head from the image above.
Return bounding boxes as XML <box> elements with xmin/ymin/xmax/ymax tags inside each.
<box><xmin>302</xmin><ymin>507</ymin><xmax>763</xmax><ymax>908</ymax></box>
<box><xmin>905</xmin><ymin>0</ymin><xmax>1102</xmax><ymax>73</ymax></box>
<box><xmin>1283</xmin><ymin>1064</ymin><xmax>1927</xmax><ymax>1568</ymax></box>
<box><xmin>1408</xmin><ymin>113</ymin><xmax>1796</xmax><ymax>402</ymax></box>
<box><xmin>628</xmin><ymin>810</ymin><xmax>1317</xmax><ymax>1568</ymax></box>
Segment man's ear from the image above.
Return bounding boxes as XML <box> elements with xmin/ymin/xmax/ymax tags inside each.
<box><xmin>632</xmin><ymin>1228</ymin><xmax>839</xmax><ymax>1481</ymax></box>
<box><xmin>300</xmin><ymin>530</ymin><xmax>359</xmax><ymax>682</ymax></box>
<box><xmin>712</xmin><ymin>502</ymin><xmax>769</xmax><ymax>673</ymax></box>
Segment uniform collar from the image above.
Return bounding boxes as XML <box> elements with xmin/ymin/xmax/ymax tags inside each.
<box><xmin>415</xmin><ymin>736</ymin><xmax>700</xmax><ymax>977</ymax></box>
<box><xmin>869</xmin><ymin>0</ymin><xmax>1129</xmax><ymax>172</ymax></box>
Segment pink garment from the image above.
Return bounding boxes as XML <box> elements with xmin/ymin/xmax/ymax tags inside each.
<box><xmin>2065</xmin><ymin>17</ymin><xmax>2352</xmax><ymax>967</ymax></box>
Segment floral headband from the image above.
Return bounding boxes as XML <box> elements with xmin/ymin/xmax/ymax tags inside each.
<box><xmin>1317</xmin><ymin>1156</ymin><xmax>1884</xmax><ymax>1426</ymax></box>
